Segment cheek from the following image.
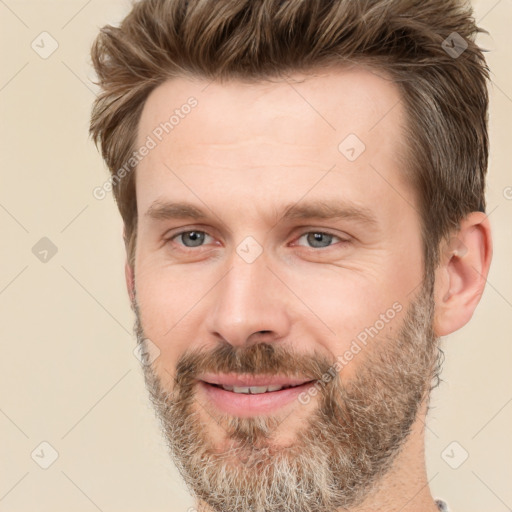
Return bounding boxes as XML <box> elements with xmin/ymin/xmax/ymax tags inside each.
<box><xmin>133</xmin><ymin>236</ymin><xmax>421</xmax><ymax>379</ymax></box>
<box><xmin>283</xmin><ymin>266</ymin><xmax>411</xmax><ymax>366</ymax></box>
<box><xmin>134</xmin><ymin>261</ymin><xmax>207</xmax><ymax>372</ymax></box>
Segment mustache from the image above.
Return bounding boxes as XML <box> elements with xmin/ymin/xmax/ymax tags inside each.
<box><xmin>171</xmin><ymin>341</ymin><xmax>336</xmax><ymax>390</ymax></box>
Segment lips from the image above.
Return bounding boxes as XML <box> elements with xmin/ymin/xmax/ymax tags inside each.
<box><xmin>214</xmin><ymin>384</ymin><xmax>299</xmax><ymax>394</ymax></box>
<box><xmin>197</xmin><ymin>374</ymin><xmax>317</xmax><ymax>416</ymax></box>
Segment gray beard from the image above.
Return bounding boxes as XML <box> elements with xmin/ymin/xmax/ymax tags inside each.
<box><xmin>134</xmin><ymin>283</ymin><xmax>442</xmax><ymax>512</ymax></box>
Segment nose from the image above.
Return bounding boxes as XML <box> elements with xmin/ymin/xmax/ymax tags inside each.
<box><xmin>204</xmin><ymin>254</ymin><xmax>292</xmax><ymax>348</ymax></box>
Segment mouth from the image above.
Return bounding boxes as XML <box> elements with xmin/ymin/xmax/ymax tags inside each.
<box><xmin>208</xmin><ymin>383</ymin><xmax>306</xmax><ymax>394</ymax></box>
<box><xmin>197</xmin><ymin>374</ymin><xmax>317</xmax><ymax>416</ymax></box>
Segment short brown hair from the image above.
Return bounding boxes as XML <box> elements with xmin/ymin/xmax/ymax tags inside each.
<box><xmin>90</xmin><ymin>0</ymin><xmax>489</xmax><ymax>273</ymax></box>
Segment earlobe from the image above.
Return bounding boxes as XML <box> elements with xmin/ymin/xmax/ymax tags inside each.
<box><xmin>433</xmin><ymin>212</ymin><xmax>493</xmax><ymax>336</ymax></box>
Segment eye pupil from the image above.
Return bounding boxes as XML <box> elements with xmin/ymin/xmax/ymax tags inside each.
<box><xmin>306</xmin><ymin>232</ymin><xmax>333</xmax><ymax>248</ymax></box>
<box><xmin>175</xmin><ymin>231</ymin><xmax>339</xmax><ymax>250</ymax></box>
<box><xmin>181</xmin><ymin>231</ymin><xmax>205</xmax><ymax>247</ymax></box>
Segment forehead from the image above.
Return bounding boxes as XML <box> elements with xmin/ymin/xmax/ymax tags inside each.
<box><xmin>138</xmin><ymin>65</ymin><xmax>404</xmax><ymax>146</ymax></box>
<box><xmin>135</xmin><ymin>66</ymin><xmax>410</xmax><ymax>218</ymax></box>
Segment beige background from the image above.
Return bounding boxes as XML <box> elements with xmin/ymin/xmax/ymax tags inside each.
<box><xmin>0</xmin><ymin>1</ymin><xmax>510</xmax><ymax>511</ymax></box>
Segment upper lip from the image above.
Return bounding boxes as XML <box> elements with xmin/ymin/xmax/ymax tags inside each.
<box><xmin>198</xmin><ymin>373</ymin><xmax>315</xmax><ymax>388</ymax></box>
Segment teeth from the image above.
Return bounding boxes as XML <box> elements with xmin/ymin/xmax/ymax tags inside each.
<box><xmin>232</xmin><ymin>386</ymin><xmax>251</xmax><ymax>393</ymax></box>
<box><xmin>247</xmin><ymin>386</ymin><xmax>268</xmax><ymax>394</ymax></box>
<box><xmin>266</xmin><ymin>385</ymin><xmax>285</xmax><ymax>392</ymax></box>
<box><xmin>222</xmin><ymin>385</ymin><xmax>288</xmax><ymax>394</ymax></box>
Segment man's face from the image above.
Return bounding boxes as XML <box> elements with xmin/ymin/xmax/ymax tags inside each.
<box><xmin>131</xmin><ymin>67</ymin><xmax>440</xmax><ymax>511</ymax></box>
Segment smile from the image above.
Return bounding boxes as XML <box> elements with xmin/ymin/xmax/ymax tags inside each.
<box><xmin>197</xmin><ymin>374</ymin><xmax>316</xmax><ymax>416</ymax></box>
<box><xmin>212</xmin><ymin>383</ymin><xmax>306</xmax><ymax>394</ymax></box>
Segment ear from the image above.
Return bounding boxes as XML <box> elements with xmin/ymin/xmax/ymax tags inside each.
<box><xmin>433</xmin><ymin>212</ymin><xmax>493</xmax><ymax>336</ymax></box>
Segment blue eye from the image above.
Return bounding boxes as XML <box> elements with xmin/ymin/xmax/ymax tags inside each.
<box><xmin>296</xmin><ymin>232</ymin><xmax>344</xmax><ymax>249</ymax></box>
<box><xmin>168</xmin><ymin>230</ymin><xmax>347</xmax><ymax>251</ymax></box>
<box><xmin>173</xmin><ymin>230</ymin><xmax>212</xmax><ymax>247</ymax></box>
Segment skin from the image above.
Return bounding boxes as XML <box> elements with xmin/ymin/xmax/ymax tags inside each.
<box><xmin>126</xmin><ymin>66</ymin><xmax>492</xmax><ymax>511</ymax></box>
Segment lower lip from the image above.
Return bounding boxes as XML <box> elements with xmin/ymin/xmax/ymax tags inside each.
<box><xmin>199</xmin><ymin>380</ymin><xmax>316</xmax><ymax>417</ymax></box>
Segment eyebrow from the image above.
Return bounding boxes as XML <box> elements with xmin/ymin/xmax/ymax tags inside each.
<box><xmin>145</xmin><ymin>199</ymin><xmax>378</xmax><ymax>227</ymax></box>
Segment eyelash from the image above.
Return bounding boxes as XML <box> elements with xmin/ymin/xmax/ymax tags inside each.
<box><xmin>165</xmin><ymin>229</ymin><xmax>350</xmax><ymax>251</ymax></box>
